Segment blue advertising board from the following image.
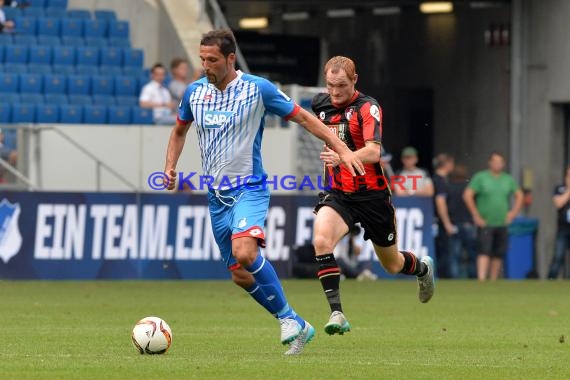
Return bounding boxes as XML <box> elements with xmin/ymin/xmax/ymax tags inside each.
<box><xmin>0</xmin><ymin>192</ymin><xmax>434</xmax><ymax>279</ymax></box>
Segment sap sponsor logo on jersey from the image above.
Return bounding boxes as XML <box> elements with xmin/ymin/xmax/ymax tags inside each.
<box><xmin>31</xmin><ymin>204</ymin><xmax>306</xmax><ymax>262</ymax></box>
<box><xmin>0</xmin><ymin>199</ymin><xmax>23</xmax><ymax>264</ymax></box>
<box><xmin>203</xmin><ymin>110</ymin><xmax>235</xmax><ymax>129</ymax></box>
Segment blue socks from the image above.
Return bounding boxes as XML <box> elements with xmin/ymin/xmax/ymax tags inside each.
<box><xmin>245</xmin><ymin>253</ymin><xmax>305</xmax><ymax>328</ymax></box>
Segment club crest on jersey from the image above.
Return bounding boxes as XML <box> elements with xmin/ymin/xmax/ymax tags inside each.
<box><xmin>203</xmin><ymin>110</ymin><xmax>234</xmax><ymax>129</ymax></box>
<box><xmin>345</xmin><ymin>107</ymin><xmax>355</xmax><ymax>121</ymax></box>
<box><xmin>319</xmin><ymin>111</ymin><xmax>326</xmax><ymax>120</ymax></box>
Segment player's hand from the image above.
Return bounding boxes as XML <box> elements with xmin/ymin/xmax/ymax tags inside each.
<box><xmin>338</xmin><ymin>149</ymin><xmax>365</xmax><ymax>176</ymax></box>
<box><xmin>165</xmin><ymin>168</ymin><xmax>177</xmax><ymax>190</ymax></box>
<box><xmin>505</xmin><ymin>211</ymin><xmax>517</xmax><ymax>225</ymax></box>
<box><xmin>320</xmin><ymin>146</ymin><xmax>340</xmax><ymax>167</ymax></box>
<box><xmin>474</xmin><ymin>215</ymin><xmax>487</xmax><ymax>228</ymax></box>
<box><xmin>444</xmin><ymin>223</ymin><xmax>458</xmax><ymax>235</ymax></box>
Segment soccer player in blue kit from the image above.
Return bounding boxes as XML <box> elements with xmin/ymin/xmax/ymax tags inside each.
<box><xmin>163</xmin><ymin>29</ymin><xmax>365</xmax><ymax>355</ymax></box>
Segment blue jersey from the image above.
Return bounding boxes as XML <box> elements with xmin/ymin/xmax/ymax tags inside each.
<box><xmin>178</xmin><ymin>71</ymin><xmax>300</xmax><ymax>188</ymax></box>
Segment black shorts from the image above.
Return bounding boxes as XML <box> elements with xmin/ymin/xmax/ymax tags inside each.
<box><xmin>477</xmin><ymin>227</ymin><xmax>508</xmax><ymax>258</ymax></box>
<box><xmin>314</xmin><ymin>190</ymin><xmax>397</xmax><ymax>247</ymax></box>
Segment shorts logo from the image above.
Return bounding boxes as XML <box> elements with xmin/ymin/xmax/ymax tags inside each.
<box><xmin>238</xmin><ymin>218</ymin><xmax>247</xmax><ymax>228</ymax></box>
<box><xmin>319</xmin><ymin>111</ymin><xmax>326</xmax><ymax>120</ymax></box>
<box><xmin>387</xmin><ymin>233</ymin><xmax>394</xmax><ymax>242</ymax></box>
<box><xmin>249</xmin><ymin>228</ymin><xmax>262</xmax><ymax>237</ymax></box>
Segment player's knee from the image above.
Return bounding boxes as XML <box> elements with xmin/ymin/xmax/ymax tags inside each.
<box><xmin>232</xmin><ymin>239</ymin><xmax>257</xmax><ymax>267</ymax></box>
<box><xmin>313</xmin><ymin>233</ymin><xmax>335</xmax><ymax>253</ymax></box>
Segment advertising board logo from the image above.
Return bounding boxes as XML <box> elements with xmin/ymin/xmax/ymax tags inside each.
<box><xmin>0</xmin><ymin>199</ymin><xmax>22</xmax><ymax>263</ymax></box>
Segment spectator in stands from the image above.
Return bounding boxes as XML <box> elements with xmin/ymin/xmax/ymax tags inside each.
<box><xmin>463</xmin><ymin>152</ymin><xmax>523</xmax><ymax>281</ymax></box>
<box><xmin>168</xmin><ymin>57</ymin><xmax>190</xmax><ymax>105</ymax></box>
<box><xmin>447</xmin><ymin>164</ymin><xmax>478</xmax><ymax>278</ymax></box>
<box><xmin>394</xmin><ymin>146</ymin><xmax>434</xmax><ymax>197</ymax></box>
<box><xmin>0</xmin><ymin>0</ymin><xmax>16</xmax><ymax>33</ymax></box>
<box><xmin>0</xmin><ymin>129</ymin><xmax>17</xmax><ymax>183</ymax></box>
<box><xmin>432</xmin><ymin>153</ymin><xmax>455</xmax><ymax>278</ymax></box>
<box><xmin>139</xmin><ymin>63</ymin><xmax>177</xmax><ymax>125</ymax></box>
<box><xmin>547</xmin><ymin>165</ymin><xmax>570</xmax><ymax>279</ymax></box>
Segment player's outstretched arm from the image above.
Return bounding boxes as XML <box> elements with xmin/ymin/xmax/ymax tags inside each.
<box><xmin>290</xmin><ymin>108</ymin><xmax>365</xmax><ymax>176</ymax></box>
<box><xmin>164</xmin><ymin>121</ymin><xmax>191</xmax><ymax>190</ymax></box>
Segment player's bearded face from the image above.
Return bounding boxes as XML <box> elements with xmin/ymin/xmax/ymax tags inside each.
<box><xmin>326</xmin><ymin>70</ymin><xmax>357</xmax><ymax>107</ymax></box>
<box><xmin>199</xmin><ymin>45</ymin><xmax>231</xmax><ymax>86</ymax></box>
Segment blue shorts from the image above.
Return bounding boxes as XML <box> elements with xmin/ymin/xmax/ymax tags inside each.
<box><xmin>207</xmin><ymin>186</ymin><xmax>270</xmax><ymax>269</ymax></box>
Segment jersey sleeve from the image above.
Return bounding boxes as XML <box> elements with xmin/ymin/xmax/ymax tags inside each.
<box><xmin>177</xmin><ymin>82</ymin><xmax>197</xmax><ymax>124</ymax></box>
<box><xmin>360</xmin><ymin>100</ymin><xmax>382</xmax><ymax>142</ymax></box>
<box><xmin>257</xmin><ymin>78</ymin><xmax>300</xmax><ymax>119</ymax></box>
<box><xmin>139</xmin><ymin>84</ymin><xmax>152</xmax><ymax>102</ymax></box>
<box><xmin>509</xmin><ymin>175</ymin><xmax>520</xmax><ymax>193</ymax></box>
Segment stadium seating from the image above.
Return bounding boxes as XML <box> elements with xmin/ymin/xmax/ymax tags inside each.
<box><xmin>0</xmin><ymin>2</ymin><xmax>151</xmax><ymax>125</ymax></box>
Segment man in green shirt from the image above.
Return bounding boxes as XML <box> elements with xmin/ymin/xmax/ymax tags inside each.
<box><xmin>463</xmin><ymin>152</ymin><xmax>523</xmax><ymax>281</ymax></box>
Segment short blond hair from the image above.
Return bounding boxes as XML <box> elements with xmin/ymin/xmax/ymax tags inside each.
<box><xmin>324</xmin><ymin>56</ymin><xmax>356</xmax><ymax>81</ymax></box>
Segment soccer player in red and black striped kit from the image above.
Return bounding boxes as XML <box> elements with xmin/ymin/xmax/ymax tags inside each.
<box><xmin>311</xmin><ymin>56</ymin><xmax>436</xmax><ymax>334</ymax></box>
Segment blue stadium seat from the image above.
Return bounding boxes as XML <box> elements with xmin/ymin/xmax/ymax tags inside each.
<box><xmin>2</xmin><ymin>6</ymin><xmax>21</xmax><ymax>20</ymax></box>
<box><xmin>122</xmin><ymin>48</ymin><xmax>143</xmax><ymax>67</ymax></box>
<box><xmin>98</xmin><ymin>65</ymin><xmax>122</xmax><ymax>76</ymax></box>
<box><xmin>47</xmin><ymin>0</ymin><xmax>68</xmax><ymax>9</ymax></box>
<box><xmin>0</xmin><ymin>46</ymin><xmax>4</xmax><ymax>63</ymax></box>
<box><xmin>60</xmin><ymin>18</ymin><xmax>83</xmax><ymax>38</ymax></box>
<box><xmin>4</xmin><ymin>45</ymin><xmax>28</xmax><ymax>64</ymax></box>
<box><xmin>108</xmin><ymin>20</ymin><xmax>128</xmax><ymax>39</ymax></box>
<box><xmin>121</xmin><ymin>67</ymin><xmax>146</xmax><ymax>77</ymax></box>
<box><xmin>28</xmin><ymin>64</ymin><xmax>53</xmax><ymax>74</ymax></box>
<box><xmin>29</xmin><ymin>0</ymin><xmax>47</xmax><ymax>7</ymax></box>
<box><xmin>114</xmin><ymin>75</ymin><xmax>137</xmax><ymax>97</ymax></box>
<box><xmin>11</xmin><ymin>103</ymin><xmax>36</xmax><ymax>123</ymax></box>
<box><xmin>75</xmin><ymin>65</ymin><xmax>99</xmax><ymax>75</ymax></box>
<box><xmin>68</xmin><ymin>94</ymin><xmax>92</xmax><ymax>105</ymax></box>
<box><xmin>52</xmin><ymin>46</ymin><xmax>75</xmax><ymax>65</ymax></box>
<box><xmin>43</xmin><ymin>73</ymin><xmax>66</xmax><ymax>94</ymax></box>
<box><xmin>14</xmin><ymin>17</ymin><xmax>37</xmax><ymax>35</ymax></box>
<box><xmin>0</xmin><ymin>73</ymin><xmax>18</xmax><ymax>92</ymax></box>
<box><xmin>137</xmin><ymin>75</ymin><xmax>148</xmax><ymax>94</ymax></box>
<box><xmin>60</xmin><ymin>36</ymin><xmax>83</xmax><ymax>46</ymax></box>
<box><xmin>13</xmin><ymin>35</ymin><xmax>37</xmax><ymax>45</ymax></box>
<box><xmin>19</xmin><ymin>73</ymin><xmax>43</xmax><ymax>94</ymax></box>
<box><xmin>67</xmin><ymin>9</ymin><xmax>90</xmax><ymax>19</ymax></box>
<box><xmin>67</xmin><ymin>75</ymin><xmax>90</xmax><ymax>95</ymax></box>
<box><xmin>2</xmin><ymin>63</ymin><xmax>27</xmax><ymax>74</ymax></box>
<box><xmin>83</xmin><ymin>19</ymin><xmax>107</xmax><ymax>39</ymax></box>
<box><xmin>76</xmin><ymin>46</ymin><xmax>99</xmax><ymax>66</ymax></box>
<box><xmin>28</xmin><ymin>45</ymin><xmax>52</xmax><ymax>65</ymax></box>
<box><xmin>37</xmin><ymin>36</ymin><xmax>61</xmax><ymax>45</ymax></box>
<box><xmin>37</xmin><ymin>17</ymin><xmax>60</xmax><ymax>36</ymax></box>
<box><xmin>51</xmin><ymin>64</ymin><xmax>75</xmax><ymax>75</ymax></box>
<box><xmin>94</xmin><ymin>10</ymin><xmax>116</xmax><ymax>21</ymax></box>
<box><xmin>44</xmin><ymin>94</ymin><xmax>68</xmax><ymax>105</ymax></box>
<box><xmin>115</xmin><ymin>96</ymin><xmax>137</xmax><ymax>107</ymax></box>
<box><xmin>91</xmin><ymin>95</ymin><xmax>115</xmax><ymax>106</ymax></box>
<box><xmin>108</xmin><ymin>38</ymin><xmax>130</xmax><ymax>48</ymax></box>
<box><xmin>44</xmin><ymin>93</ymin><xmax>67</xmax><ymax>104</ymax></box>
<box><xmin>36</xmin><ymin>104</ymin><xmax>60</xmax><ymax>123</ymax></box>
<box><xmin>99</xmin><ymin>47</ymin><xmax>122</xmax><ymax>66</ymax></box>
<box><xmin>0</xmin><ymin>104</ymin><xmax>10</xmax><ymax>124</ymax></box>
<box><xmin>23</xmin><ymin>7</ymin><xmax>45</xmax><ymax>18</ymax></box>
<box><xmin>131</xmin><ymin>106</ymin><xmax>153</xmax><ymax>125</ymax></box>
<box><xmin>107</xmin><ymin>106</ymin><xmax>130</xmax><ymax>124</ymax></box>
<box><xmin>83</xmin><ymin>37</ymin><xmax>107</xmax><ymax>48</ymax></box>
<box><xmin>1</xmin><ymin>93</ymin><xmax>21</xmax><ymax>103</ymax></box>
<box><xmin>83</xmin><ymin>105</ymin><xmax>106</xmax><ymax>124</ymax></box>
<box><xmin>0</xmin><ymin>34</ymin><xmax>13</xmax><ymax>44</ymax></box>
<box><xmin>91</xmin><ymin>75</ymin><xmax>113</xmax><ymax>96</ymax></box>
<box><xmin>59</xmin><ymin>104</ymin><xmax>83</xmax><ymax>123</ymax></box>
<box><xmin>45</xmin><ymin>7</ymin><xmax>66</xmax><ymax>18</ymax></box>
<box><xmin>23</xmin><ymin>93</ymin><xmax>45</xmax><ymax>104</ymax></box>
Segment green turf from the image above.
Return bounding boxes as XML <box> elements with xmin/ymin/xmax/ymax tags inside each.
<box><xmin>0</xmin><ymin>280</ymin><xmax>568</xmax><ymax>379</ymax></box>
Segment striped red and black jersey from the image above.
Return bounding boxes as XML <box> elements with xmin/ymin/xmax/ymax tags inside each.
<box><xmin>312</xmin><ymin>91</ymin><xmax>390</xmax><ymax>195</ymax></box>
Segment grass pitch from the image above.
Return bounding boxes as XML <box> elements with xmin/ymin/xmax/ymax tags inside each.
<box><xmin>0</xmin><ymin>280</ymin><xmax>568</xmax><ymax>379</ymax></box>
